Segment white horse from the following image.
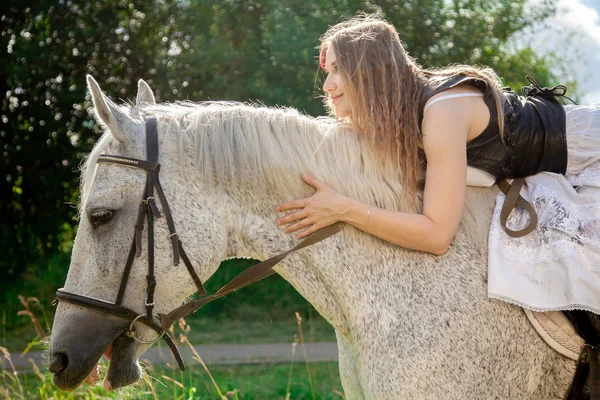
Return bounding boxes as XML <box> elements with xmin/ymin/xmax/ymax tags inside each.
<box><xmin>49</xmin><ymin>76</ymin><xmax>576</xmax><ymax>399</ymax></box>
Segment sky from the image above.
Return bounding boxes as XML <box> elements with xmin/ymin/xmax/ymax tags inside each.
<box><xmin>525</xmin><ymin>0</ymin><xmax>600</xmax><ymax>103</ymax></box>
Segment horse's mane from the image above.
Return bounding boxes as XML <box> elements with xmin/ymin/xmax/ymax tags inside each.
<box><xmin>84</xmin><ymin>101</ymin><xmax>415</xmax><ymax>213</ymax></box>
<box><xmin>81</xmin><ymin>100</ymin><xmax>493</xmax><ymax>249</ymax></box>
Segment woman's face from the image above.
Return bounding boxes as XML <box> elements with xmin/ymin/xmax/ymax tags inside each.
<box><xmin>323</xmin><ymin>47</ymin><xmax>352</xmax><ymax>118</ymax></box>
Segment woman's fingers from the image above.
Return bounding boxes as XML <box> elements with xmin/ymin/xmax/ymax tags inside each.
<box><xmin>277</xmin><ymin>198</ymin><xmax>306</xmax><ymax>212</ymax></box>
<box><xmin>296</xmin><ymin>223</ymin><xmax>320</xmax><ymax>239</ymax></box>
<box><xmin>275</xmin><ymin>174</ymin><xmax>334</xmax><ymax>238</ymax></box>
<box><xmin>276</xmin><ymin>209</ymin><xmax>308</xmax><ymax>226</ymax></box>
<box><xmin>302</xmin><ymin>173</ymin><xmax>325</xmax><ymax>190</ymax></box>
<box><xmin>283</xmin><ymin>217</ymin><xmax>314</xmax><ymax>234</ymax></box>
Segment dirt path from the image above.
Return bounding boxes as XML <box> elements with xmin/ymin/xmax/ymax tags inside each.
<box><xmin>2</xmin><ymin>341</ymin><xmax>339</xmax><ymax>372</ymax></box>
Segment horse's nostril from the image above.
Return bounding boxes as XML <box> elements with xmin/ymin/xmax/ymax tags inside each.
<box><xmin>48</xmin><ymin>352</ymin><xmax>68</xmax><ymax>374</ymax></box>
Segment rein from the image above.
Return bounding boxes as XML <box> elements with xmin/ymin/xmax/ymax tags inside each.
<box><xmin>54</xmin><ymin>117</ymin><xmax>340</xmax><ymax>370</ymax></box>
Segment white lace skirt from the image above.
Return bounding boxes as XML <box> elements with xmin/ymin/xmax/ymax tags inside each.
<box><xmin>488</xmin><ymin>104</ymin><xmax>600</xmax><ymax>314</ymax></box>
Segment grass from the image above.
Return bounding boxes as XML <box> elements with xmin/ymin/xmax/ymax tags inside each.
<box><xmin>149</xmin><ymin>361</ymin><xmax>344</xmax><ymax>399</ymax></box>
<box><xmin>1</xmin><ymin>360</ymin><xmax>343</xmax><ymax>400</ymax></box>
<box><xmin>3</xmin><ymin>308</ymin><xmax>336</xmax><ymax>353</ymax></box>
<box><xmin>1</xmin><ymin>292</ymin><xmax>344</xmax><ymax>399</ymax></box>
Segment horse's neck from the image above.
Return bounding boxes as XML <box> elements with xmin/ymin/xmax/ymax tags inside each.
<box><xmin>229</xmin><ymin>206</ymin><xmax>357</xmax><ymax>333</ymax></box>
<box><xmin>153</xmin><ymin>121</ymin><xmax>350</xmax><ymax>332</ymax></box>
<box><xmin>221</xmin><ymin>183</ymin><xmax>498</xmax><ymax>338</ymax></box>
<box><xmin>156</xmin><ymin>108</ymin><xmax>498</xmax><ymax>338</ymax></box>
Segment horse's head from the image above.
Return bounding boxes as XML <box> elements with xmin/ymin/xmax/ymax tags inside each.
<box><xmin>49</xmin><ymin>76</ymin><xmax>229</xmax><ymax>391</ymax></box>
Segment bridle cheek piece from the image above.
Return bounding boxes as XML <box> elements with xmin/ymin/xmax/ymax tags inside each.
<box><xmin>53</xmin><ymin>117</ymin><xmax>340</xmax><ymax>370</ymax></box>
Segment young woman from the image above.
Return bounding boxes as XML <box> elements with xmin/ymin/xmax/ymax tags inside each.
<box><xmin>276</xmin><ymin>15</ymin><xmax>600</xmax><ymax>315</ymax></box>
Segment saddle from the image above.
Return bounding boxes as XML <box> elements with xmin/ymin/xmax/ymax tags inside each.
<box><xmin>526</xmin><ymin>309</ymin><xmax>600</xmax><ymax>400</ymax></box>
<box><xmin>525</xmin><ymin>309</ymin><xmax>584</xmax><ymax>361</ymax></box>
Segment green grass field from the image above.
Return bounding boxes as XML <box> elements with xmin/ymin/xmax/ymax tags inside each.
<box><xmin>1</xmin><ymin>312</ymin><xmax>343</xmax><ymax>400</ymax></box>
<box><xmin>1</xmin><ymin>360</ymin><xmax>344</xmax><ymax>399</ymax></box>
<box><xmin>1</xmin><ymin>318</ymin><xmax>343</xmax><ymax>400</ymax></box>
<box><xmin>1</xmin><ymin>258</ymin><xmax>343</xmax><ymax>399</ymax></box>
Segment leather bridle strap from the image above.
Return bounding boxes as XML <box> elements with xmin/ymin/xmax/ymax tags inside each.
<box><xmin>156</xmin><ymin>223</ymin><xmax>341</xmax><ymax>331</ymax></box>
<box><xmin>55</xmin><ymin>289</ymin><xmax>185</xmax><ymax>368</ymax></box>
<box><xmin>497</xmin><ymin>178</ymin><xmax>538</xmax><ymax>238</ymax></box>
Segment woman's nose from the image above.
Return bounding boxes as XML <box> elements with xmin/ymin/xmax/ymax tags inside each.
<box><xmin>323</xmin><ymin>75</ymin><xmax>335</xmax><ymax>93</ymax></box>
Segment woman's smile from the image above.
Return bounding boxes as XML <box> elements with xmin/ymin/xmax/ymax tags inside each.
<box><xmin>331</xmin><ymin>94</ymin><xmax>344</xmax><ymax>102</ymax></box>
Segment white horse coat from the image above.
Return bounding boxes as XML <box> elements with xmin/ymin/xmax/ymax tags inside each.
<box><xmin>48</xmin><ymin>77</ymin><xmax>576</xmax><ymax>399</ymax></box>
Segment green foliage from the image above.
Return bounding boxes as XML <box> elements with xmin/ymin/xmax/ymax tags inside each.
<box><xmin>0</xmin><ymin>0</ymin><xmax>180</xmax><ymax>296</ymax></box>
<box><xmin>1</xmin><ymin>0</ymin><xmax>574</xmax><ymax>324</ymax></box>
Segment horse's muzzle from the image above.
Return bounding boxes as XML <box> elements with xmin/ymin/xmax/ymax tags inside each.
<box><xmin>49</xmin><ymin>305</ymin><xmax>129</xmax><ymax>390</ymax></box>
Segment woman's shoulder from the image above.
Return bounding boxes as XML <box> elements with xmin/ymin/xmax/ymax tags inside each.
<box><xmin>418</xmin><ymin>74</ymin><xmax>491</xmax><ymax>123</ymax></box>
<box><xmin>423</xmin><ymin>84</ymin><xmax>486</xmax><ymax>115</ymax></box>
<box><xmin>422</xmin><ymin>84</ymin><xmax>490</xmax><ymax>142</ymax></box>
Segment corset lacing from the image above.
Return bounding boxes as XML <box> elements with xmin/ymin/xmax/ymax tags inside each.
<box><xmin>521</xmin><ymin>75</ymin><xmax>576</xmax><ymax>105</ymax></box>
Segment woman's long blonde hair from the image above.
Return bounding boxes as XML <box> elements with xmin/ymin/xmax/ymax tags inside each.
<box><xmin>319</xmin><ymin>14</ymin><xmax>505</xmax><ymax>200</ymax></box>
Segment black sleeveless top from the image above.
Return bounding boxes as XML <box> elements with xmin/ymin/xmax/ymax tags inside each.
<box><xmin>418</xmin><ymin>75</ymin><xmax>567</xmax><ymax>182</ymax></box>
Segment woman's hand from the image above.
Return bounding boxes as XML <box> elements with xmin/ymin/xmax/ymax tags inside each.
<box><xmin>276</xmin><ymin>173</ymin><xmax>350</xmax><ymax>238</ymax></box>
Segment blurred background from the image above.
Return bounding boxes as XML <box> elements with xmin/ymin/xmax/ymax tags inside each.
<box><xmin>1</xmin><ymin>0</ymin><xmax>598</xmax><ymax>397</ymax></box>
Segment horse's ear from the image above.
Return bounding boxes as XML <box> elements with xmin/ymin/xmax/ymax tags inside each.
<box><xmin>136</xmin><ymin>79</ymin><xmax>156</xmax><ymax>106</ymax></box>
<box><xmin>86</xmin><ymin>75</ymin><xmax>134</xmax><ymax>144</ymax></box>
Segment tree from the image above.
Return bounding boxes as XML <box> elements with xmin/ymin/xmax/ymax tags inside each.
<box><xmin>0</xmin><ymin>0</ymin><xmax>565</xmax><ymax>310</ymax></box>
<box><xmin>0</xmin><ymin>0</ymin><xmax>180</xmax><ymax>300</ymax></box>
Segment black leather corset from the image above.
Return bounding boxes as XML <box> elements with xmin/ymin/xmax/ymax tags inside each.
<box><xmin>419</xmin><ymin>74</ymin><xmax>568</xmax><ymax>182</ymax></box>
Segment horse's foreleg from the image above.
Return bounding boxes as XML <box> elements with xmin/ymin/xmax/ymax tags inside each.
<box><xmin>336</xmin><ymin>330</ymin><xmax>365</xmax><ymax>400</ymax></box>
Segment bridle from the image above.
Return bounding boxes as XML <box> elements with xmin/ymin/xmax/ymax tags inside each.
<box><xmin>54</xmin><ymin>117</ymin><xmax>340</xmax><ymax>370</ymax></box>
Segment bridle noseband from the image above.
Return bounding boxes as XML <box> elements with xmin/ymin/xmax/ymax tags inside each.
<box><xmin>54</xmin><ymin>117</ymin><xmax>339</xmax><ymax>370</ymax></box>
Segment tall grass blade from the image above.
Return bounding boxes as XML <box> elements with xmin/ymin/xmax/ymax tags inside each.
<box><xmin>179</xmin><ymin>320</ymin><xmax>227</xmax><ymax>400</ymax></box>
<box><xmin>1</xmin><ymin>346</ymin><xmax>24</xmax><ymax>399</ymax></box>
<box><xmin>285</xmin><ymin>335</ymin><xmax>299</xmax><ymax>400</ymax></box>
<box><xmin>295</xmin><ymin>312</ymin><xmax>315</xmax><ymax>400</ymax></box>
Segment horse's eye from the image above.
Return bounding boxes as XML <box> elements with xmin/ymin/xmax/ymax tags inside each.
<box><xmin>90</xmin><ymin>210</ymin><xmax>114</xmax><ymax>227</ymax></box>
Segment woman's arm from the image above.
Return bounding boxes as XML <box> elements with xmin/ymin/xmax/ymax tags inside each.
<box><xmin>346</xmin><ymin>100</ymin><xmax>471</xmax><ymax>255</ymax></box>
<box><xmin>277</xmin><ymin>98</ymin><xmax>472</xmax><ymax>255</ymax></box>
